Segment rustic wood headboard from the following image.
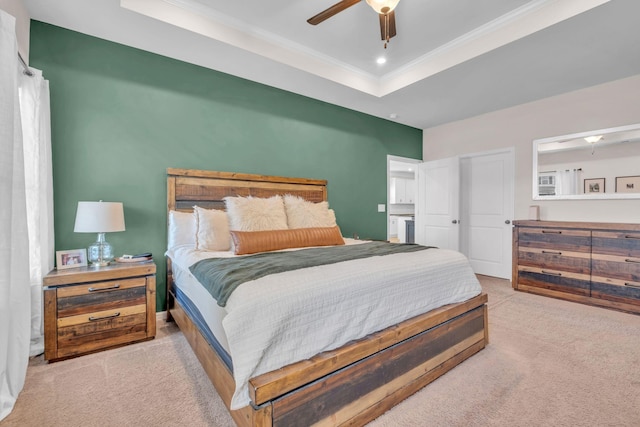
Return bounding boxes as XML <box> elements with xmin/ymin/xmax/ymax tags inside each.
<box><xmin>167</xmin><ymin>168</ymin><xmax>328</xmax><ymax>214</ymax></box>
<box><xmin>165</xmin><ymin>168</ymin><xmax>328</xmax><ymax>313</ymax></box>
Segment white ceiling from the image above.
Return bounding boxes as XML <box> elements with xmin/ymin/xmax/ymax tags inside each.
<box><xmin>23</xmin><ymin>0</ymin><xmax>640</xmax><ymax>129</ymax></box>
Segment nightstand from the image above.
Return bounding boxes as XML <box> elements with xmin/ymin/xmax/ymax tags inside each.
<box><xmin>43</xmin><ymin>261</ymin><xmax>156</xmax><ymax>362</ymax></box>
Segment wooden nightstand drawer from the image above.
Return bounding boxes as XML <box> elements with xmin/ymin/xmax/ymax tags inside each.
<box><xmin>57</xmin><ymin>276</ymin><xmax>146</xmax><ymax>297</ymax></box>
<box><xmin>56</xmin><ymin>303</ymin><xmax>148</xmax><ymax>358</ymax></box>
<box><xmin>58</xmin><ymin>303</ymin><xmax>147</xmax><ymax>328</ymax></box>
<box><xmin>43</xmin><ymin>262</ymin><xmax>156</xmax><ymax>362</ymax></box>
<box><xmin>57</xmin><ymin>277</ymin><xmax>147</xmax><ymax>317</ymax></box>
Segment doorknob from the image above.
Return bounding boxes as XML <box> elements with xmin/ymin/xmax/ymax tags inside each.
<box><xmin>452</xmin><ymin>219</ymin><xmax>458</xmax><ymax>224</ymax></box>
<box><xmin>505</xmin><ymin>220</ymin><xmax>511</xmax><ymax>224</ymax></box>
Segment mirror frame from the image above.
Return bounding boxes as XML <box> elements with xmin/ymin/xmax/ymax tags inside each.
<box><xmin>532</xmin><ymin>123</ymin><xmax>640</xmax><ymax>200</ymax></box>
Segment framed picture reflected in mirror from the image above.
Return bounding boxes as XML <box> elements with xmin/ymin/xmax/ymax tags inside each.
<box><xmin>615</xmin><ymin>175</ymin><xmax>640</xmax><ymax>193</ymax></box>
<box><xmin>584</xmin><ymin>178</ymin><xmax>605</xmax><ymax>194</ymax></box>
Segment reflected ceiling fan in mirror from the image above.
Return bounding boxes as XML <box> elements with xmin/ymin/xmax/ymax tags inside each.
<box><xmin>308</xmin><ymin>0</ymin><xmax>400</xmax><ymax>48</ymax></box>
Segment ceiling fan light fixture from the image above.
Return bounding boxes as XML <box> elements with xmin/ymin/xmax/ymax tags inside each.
<box><xmin>585</xmin><ymin>135</ymin><xmax>603</xmax><ymax>143</ymax></box>
<box><xmin>365</xmin><ymin>0</ymin><xmax>400</xmax><ymax>15</ymax></box>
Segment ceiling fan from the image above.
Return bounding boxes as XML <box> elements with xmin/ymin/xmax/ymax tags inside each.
<box><xmin>307</xmin><ymin>0</ymin><xmax>400</xmax><ymax>48</ymax></box>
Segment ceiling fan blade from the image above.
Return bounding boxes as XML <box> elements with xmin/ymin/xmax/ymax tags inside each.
<box><xmin>308</xmin><ymin>0</ymin><xmax>362</xmax><ymax>25</ymax></box>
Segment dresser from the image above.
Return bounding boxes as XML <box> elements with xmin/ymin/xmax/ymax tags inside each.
<box><xmin>43</xmin><ymin>261</ymin><xmax>156</xmax><ymax>361</ymax></box>
<box><xmin>513</xmin><ymin>220</ymin><xmax>640</xmax><ymax>315</ymax></box>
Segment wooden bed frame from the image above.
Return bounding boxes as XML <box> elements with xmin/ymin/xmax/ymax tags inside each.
<box><xmin>166</xmin><ymin>168</ymin><xmax>489</xmax><ymax>427</ymax></box>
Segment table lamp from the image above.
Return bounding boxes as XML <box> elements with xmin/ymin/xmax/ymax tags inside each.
<box><xmin>74</xmin><ymin>201</ymin><xmax>125</xmax><ymax>266</ymax></box>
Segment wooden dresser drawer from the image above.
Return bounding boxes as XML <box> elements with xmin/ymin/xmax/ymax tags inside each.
<box><xmin>592</xmin><ymin>230</ymin><xmax>640</xmax><ymax>257</ymax></box>
<box><xmin>591</xmin><ymin>275</ymin><xmax>640</xmax><ymax>307</ymax></box>
<box><xmin>43</xmin><ymin>262</ymin><xmax>156</xmax><ymax>362</ymax></box>
<box><xmin>591</xmin><ymin>254</ymin><xmax>640</xmax><ymax>306</ymax></box>
<box><xmin>517</xmin><ymin>265</ymin><xmax>591</xmax><ymax>296</ymax></box>
<box><xmin>517</xmin><ymin>247</ymin><xmax>590</xmax><ymax>274</ymax></box>
<box><xmin>518</xmin><ymin>227</ymin><xmax>591</xmax><ymax>252</ymax></box>
<box><xmin>591</xmin><ymin>253</ymin><xmax>640</xmax><ymax>281</ymax></box>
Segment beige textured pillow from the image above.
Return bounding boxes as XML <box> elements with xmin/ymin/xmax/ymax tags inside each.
<box><xmin>230</xmin><ymin>226</ymin><xmax>345</xmax><ymax>255</ymax></box>
<box><xmin>168</xmin><ymin>210</ymin><xmax>196</xmax><ymax>249</ymax></box>
<box><xmin>194</xmin><ymin>206</ymin><xmax>231</xmax><ymax>251</ymax></box>
<box><xmin>224</xmin><ymin>195</ymin><xmax>289</xmax><ymax>231</ymax></box>
<box><xmin>283</xmin><ymin>194</ymin><xmax>337</xmax><ymax>228</ymax></box>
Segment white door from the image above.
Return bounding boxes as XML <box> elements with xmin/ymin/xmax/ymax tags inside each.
<box><xmin>460</xmin><ymin>150</ymin><xmax>514</xmax><ymax>279</ymax></box>
<box><xmin>415</xmin><ymin>157</ymin><xmax>460</xmax><ymax>250</ymax></box>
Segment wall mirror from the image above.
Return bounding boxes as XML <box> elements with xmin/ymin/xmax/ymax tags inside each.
<box><xmin>533</xmin><ymin>123</ymin><xmax>640</xmax><ymax>200</ymax></box>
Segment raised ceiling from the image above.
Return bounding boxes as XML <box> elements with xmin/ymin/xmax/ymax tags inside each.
<box><xmin>23</xmin><ymin>0</ymin><xmax>640</xmax><ymax>129</ymax></box>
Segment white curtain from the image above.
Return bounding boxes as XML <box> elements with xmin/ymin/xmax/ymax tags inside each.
<box><xmin>0</xmin><ymin>10</ymin><xmax>54</xmax><ymax>421</ymax></box>
<box><xmin>556</xmin><ymin>169</ymin><xmax>581</xmax><ymax>196</ymax></box>
<box><xmin>20</xmin><ymin>66</ymin><xmax>55</xmax><ymax>357</ymax></box>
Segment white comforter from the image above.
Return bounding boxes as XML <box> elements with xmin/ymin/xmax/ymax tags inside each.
<box><xmin>168</xmin><ymin>241</ymin><xmax>481</xmax><ymax>409</ymax></box>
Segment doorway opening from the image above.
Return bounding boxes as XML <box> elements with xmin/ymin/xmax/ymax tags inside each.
<box><xmin>387</xmin><ymin>155</ymin><xmax>420</xmax><ymax>242</ymax></box>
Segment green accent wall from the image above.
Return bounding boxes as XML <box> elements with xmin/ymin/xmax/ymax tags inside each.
<box><xmin>29</xmin><ymin>21</ymin><xmax>422</xmax><ymax>310</ymax></box>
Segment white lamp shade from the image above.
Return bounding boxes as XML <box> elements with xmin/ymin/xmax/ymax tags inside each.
<box><xmin>365</xmin><ymin>0</ymin><xmax>400</xmax><ymax>14</ymax></box>
<box><xmin>74</xmin><ymin>201</ymin><xmax>125</xmax><ymax>233</ymax></box>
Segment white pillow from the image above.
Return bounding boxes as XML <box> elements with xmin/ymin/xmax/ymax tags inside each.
<box><xmin>283</xmin><ymin>194</ymin><xmax>337</xmax><ymax>229</ymax></box>
<box><xmin>224</xmin><ymin>195</ymin><xmax>289</xmax><ymax>231</ymax></box>
<box><xmin>194</xmin><ymin>206</ymin><xmax>231</xmax><ymax>251</ymax></box>
<box><xmin>168</xmin><ymin>210</ymin><xmax>196</xmax><ymax>249</ymax></box>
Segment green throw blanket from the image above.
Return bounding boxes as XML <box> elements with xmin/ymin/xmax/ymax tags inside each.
<box><xmin>189</xmin><ymin>241</ymin><xmax>433</xmax><ymax>307</ymax></box>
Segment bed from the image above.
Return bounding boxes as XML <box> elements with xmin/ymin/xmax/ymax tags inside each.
<box><xmin>165</xmin><ymin>168</ymin><xmax>489</xmax><ymax>427</ymax></box>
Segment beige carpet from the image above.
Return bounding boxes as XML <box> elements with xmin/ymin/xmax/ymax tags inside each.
<box><xmin>2</xmin><ymin>276</ymin><xmax>640</xmax><ymax>426</ymax></box>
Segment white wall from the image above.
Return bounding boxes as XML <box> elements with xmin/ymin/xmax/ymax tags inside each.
<box><xmin>0</xmin><ymin>0</ymin><xmax>30</xmax><ymax>60</ymax></box>
<box><xmin>423</xmin><ymin>74</ymin><xmax>640</xmax><ymax>223</ymax></box>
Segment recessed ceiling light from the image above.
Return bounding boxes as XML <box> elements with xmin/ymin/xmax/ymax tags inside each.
<box><xmin>376</xmin><ymin>57</ymin><xmax>387</xmax><ymax>65</ymax></box>
<box><xmin>389</xmin><ymin>113</ymin><xmax>398</xmax><ymax>119</ymax></box>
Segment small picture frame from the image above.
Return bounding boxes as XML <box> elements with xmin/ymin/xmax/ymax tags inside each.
<box><xmin>56</xmin><ymin>248</ymin><xmax>88</xmax><ymax>270</ymax></box>
<box><xmin>584</xmin><ymin>178</ymin><xmax>605</xmax><ymax>194</ymax></box>
<box><xmin>615</xmin><ymin>175</ymin><xmax>640</xmax><ymax>194</ymax></box>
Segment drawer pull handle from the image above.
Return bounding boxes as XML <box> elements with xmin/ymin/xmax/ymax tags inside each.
<box><xmin>625</xmin><ymin>235</ymin><xmax>640</xmax><ymax>239</ymax></box>
<box><xmin>624</xmin><ymin>259</ymin><xmax>640</xmax><ymax>264</ymax></box>
<box><xmin>541</xmin><ymin>270</ymin><xmax>562</xmax><ymax>276</ymax></box>
<box><xmin>89</xmin><ymin>312</ymin><xmax>121</xmax><ymax>321</ymax></box>
<box><xmin>625</xmin><ymin>282</ymin><xmax>640</xmax><ymax>289</ymax></box>
<box><xmin>542</xmin><ymin>250</ymin><xmax>562</xmax><ymax>255</ymax></box>
<box><xmin>542</xmin><ymin>230</ymin><xmax>562</xmax><ymax>234</ymax></box>
<box><xmin>88</xmin><ymin>284</ymin><xmax>120</xmax><ymax>292</ymax></box>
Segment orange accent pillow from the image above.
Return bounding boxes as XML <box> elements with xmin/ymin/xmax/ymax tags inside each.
<box><xmin>230</xmin><ymin>226</ymin><xmax>345</xmax><ymax>255</ymax></box>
